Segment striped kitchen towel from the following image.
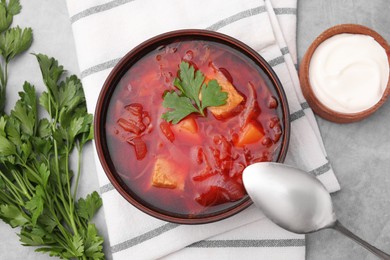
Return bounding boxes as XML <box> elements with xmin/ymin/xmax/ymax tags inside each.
<box><xmin>65</xmin><ymin>0</ymin><xmax>341</xmax><ymax>259</ymax></box>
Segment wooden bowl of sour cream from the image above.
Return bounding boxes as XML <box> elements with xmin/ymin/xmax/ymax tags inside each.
<box><xmin>299</xmin><ymin>24</ymin><xmax>390</xmax><ymax>123</ymax></box>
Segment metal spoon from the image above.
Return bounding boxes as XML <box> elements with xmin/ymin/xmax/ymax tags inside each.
<box><xmin>242</xmin><ymin>162</ymin><xmax>390</xmax><ymax>260</ymax></box>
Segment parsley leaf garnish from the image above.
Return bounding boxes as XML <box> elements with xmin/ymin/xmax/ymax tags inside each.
<box><xmin>162</xmin><ymin>91</ymin><xmax>198</xmax><ymax>124</ymax></box>
<box><xmin>162</xmin><ymin>61</ymin><xmax>228</xmax><ymax>124</ymax></box>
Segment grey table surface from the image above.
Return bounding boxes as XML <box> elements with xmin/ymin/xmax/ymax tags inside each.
<box><xmin>0</xmin><ymin>0</ymin><xmax>389</xmax><ymax>259</ymax></box>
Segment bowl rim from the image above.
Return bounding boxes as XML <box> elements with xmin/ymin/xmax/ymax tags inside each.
<box><xmin>299</xmin><ymin>23</ymin><xmax>390</xmax><ymax>123</ymax></box>
<box><xmin>94</xmin><ymin>29</ymin><xmax>291</xmax><ymax>224</ymax></box>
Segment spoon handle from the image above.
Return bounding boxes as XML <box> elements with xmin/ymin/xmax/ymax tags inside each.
<box><xmin>332</xmin><ymin>220</ymin><xmax>390</xmax><ymax>260</ymax></box>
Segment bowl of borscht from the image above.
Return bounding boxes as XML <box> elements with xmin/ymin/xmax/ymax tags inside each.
<box><xmin>95</xmin><ymin>30</ymin><xmax>290</xmax><ymax>224</ymax></box>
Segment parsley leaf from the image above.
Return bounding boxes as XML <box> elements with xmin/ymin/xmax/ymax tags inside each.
<box><xmin>161</xmin><ymin>91</ymin><xmax>198</xmax><ymax>124</ymax></box>
<box><xmin>162</xmin><ymin>61</ymin><xmax>228</xmax><ymax>123</ymax></box>
<box><xmin>35</xmin><ymin>54</ymin><xmax>64</xmax><ymax>111</ymax></box>
<box><xmin>19</xmin><ymin>226</ymin><xmax>54</xmax><ymax>246</ymax></box>
<box><xmin>25</xmin><ymin>185</ymin><xmax>45</xmax><ymax>226</ymax></box>
<box><xmin>200</xmin><ymin>79</ymin><xmax>228</xmax><ymax>109</ymax></box>
<box><xmin>6</xmin><ymin>0</ymin><xmax>21</xmax><ymax>16</ymax></box>
<box><xmin>0</xmin><ymin>0</ymin><xmax>21</xmax><ymax>33</ymax></box>
<box><xmin>84</xmin><ymin>224</ymin><xmax>105</xmax><ymax>259</ymax></box>
<box><xmin>0</xmin><ymin>0</ymin><xmax>32</xmax><ymax>115</ymax></box>
<box><xmin>0</xmin><ymin>5</ymin><xmax>12</xmax><ymax>33</ymax></box>
<box><xmin>0</xmin><ymin>26</ymin><xmax>32</xmax><ymax>62</ymax></box>
<box><xmin>0</xmin><ymin>204</ymin><xmax>29</xmax><ymax>227</ymax></box>
<box><xmin>76</xmin><ymin>191</ymin><xmax>103</xmax><ymax>221</ymax></box>
<box><xmin>174</xmin><ymin>61</ymin><xmax>204</xmax><ymax>108</ymax></box>
<box><xmin>0</xmin><ymin>133</ymin><xmax>15</xmax><ymax>155</ymax></box>
<box><xmin>10</xmin><ymin>82</ymin><xmax>37</xmax><ymax>136</ymax></box>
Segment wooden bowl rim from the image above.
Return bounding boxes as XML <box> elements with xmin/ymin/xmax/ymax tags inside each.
<box><xmin>299</xmin><ymin>24</ymin><xmax>390</xmax><ymax>123</ymax></box>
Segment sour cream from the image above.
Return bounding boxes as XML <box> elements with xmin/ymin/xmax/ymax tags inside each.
<box><xmin>309</xmin><ymin>33</ymin><xmax>389</xmax><ymax>113</ymax></box>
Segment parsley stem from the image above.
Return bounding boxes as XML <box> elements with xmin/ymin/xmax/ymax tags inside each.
<box><xmin>72</xmin><ymin>147</ymin><xmax>82</xmax><ymax>200</ymax></box>
<box><xmin>11</xmin><ymin>170</ymin><xmax>32</xmax><ymax>200</ymax></box>
<box><xmin>18</xmin><ymin>158</ymin><xmax>44</xmax><ymax>188</ymax></box>
<box><xmin>0</xmin><ymin>187</ymin><xmax>20</xmax><ymax>205</ymax></box>
<box><xmin>199</xmin><ymin>108</ymin><xmax>205</xmax><ymax>117</ymax></box>
<box><xmin>50</xmin><ymin>200</ymin><xmax>79</xmax><ymax>253</ymax></box>
<box><xmin>65</xmin><ymin>147</ymin><xmax>79</xmax><ymax>236</ymax></box>
<box><xmin>4</xmin><ymin>61</ymin><xmax>7</xmax><ymax>86</ymax></box>
<box><xmin>0</xmin><ymin>61</ymin><xmax>7</xmax><ymax>115</ymax></box>
<box><xmin>1</xmin><ymin>184</ymin><xmax>23</xmax><ymax>205</ymax></box>
<box><xmin>48</xmin><ymin>91</ymin><xmax>77</xmax><ymax>236</ymax></box>
<box><xmin>53</xmin><ymin>138</ymin><xmax>77</xmax><ymax>233</ymax></box>
<box><xmin>72</xmin><ymin>146</ymin><xmax>87</xmax><ymax>230</ymax></box>
<box><xmin>0</xmin><ymin>170</ymin><xmax>25</xmax><ymax>204</ymax></box>
<box><xmin>17</xmin><ymin>204</ymin><xmax>32</xmax><ymax>222</ymax></box>
<box><xmin>22</xmin><ymin>173</ymin><xmax>35</xmax><ymax>195</ymax></box>
<box><xmin>53</xmin><ymin>196</ymin><xmax>72</xmax><ymax>229</ymax></box>
<box><xmin>50</xmin><ymin>233</ymin><xmax>73</xmax><ymax>254</ymax></box>
<box><xmin>49</xmin><ymin>220</ymin><xmax>74</xmax><ymax>253</ymax></box>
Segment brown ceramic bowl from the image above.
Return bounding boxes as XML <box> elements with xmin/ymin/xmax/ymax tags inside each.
<box><xmin>299</xmin><ymin>24</ymin><xmax>390</xmax><ymax>123</ymax></box>
<box><xmin>94</xmin><ymin>30</ymin><xmax>290</xmax><ymax>224</ymax></box>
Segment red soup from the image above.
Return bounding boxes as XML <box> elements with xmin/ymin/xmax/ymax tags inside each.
<box><xmin>106</xmin><ymin>39</ymin><xmax>285</xmax><ymax>218</ymax></box>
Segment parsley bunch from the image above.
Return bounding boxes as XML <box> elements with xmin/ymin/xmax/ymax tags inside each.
<box><xmin>0</xmin><ymin>0</ymin><xmax>33</xmax><ymax>115</ymax></box>
<box><xmin>0</xmin><ymin>54</ymin><xmax>104</xmax><ymax>259</ymax></box>
<box><xmin>162</xmin><ymin>61</ymin><xmax>228</xmax><ymax>124</ymax></box>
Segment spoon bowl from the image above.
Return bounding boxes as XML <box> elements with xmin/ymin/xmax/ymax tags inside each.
<box><xmin>243</xmin><ymin>162</ymin><xmax>390</xmax><ymax>259</ymax></box>
<box><xmin>243</xmin><ymin>162</ymin><xmax>336</xmax><ymax>234</ymax></box>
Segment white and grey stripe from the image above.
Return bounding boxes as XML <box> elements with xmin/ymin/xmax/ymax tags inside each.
<box><xmin>188</xmin><ymin>239</ymin><xmax>305</xmax><ymax>248</ymax></box>
<box><xmin>79</xmin><ymin>6</ymin><xmax>268</xmax><ymax>79</ymax></box>
<box><xmin>111</xmin><ymin>223</ymin><xmax>179</xmax><ymax>253</ymax></box>
<box><xmin>289</xmin><ymin>102</ymin><xmax>311</xmax><ymax>122</ymax></box>
<box><xmin>274</xmin><ymin>8</ymin><xmax>297</xmax><ymax>15</ymax></box>
<box><xmin>110</xmin><ymin>230</ymin><xmax>304</xmax><ymax>253</ymax></box>
<box><xmin>81</xmin><ymin>57</ymin><xmax>121</xmax><ymax>79</ymax></box>
<box><xmin>267</xmin><ymin>55</ymin><xmax>285</xmax><ymax>67</ymax></box>
<box><xmin>74</xmin><ymin>6</ymin><xmax>298</xmax><ymax>79</ymax></box>
<box><xmin>309</xmin><ymin>161</ymin><xmax>331</xmax><ymax>176</ymax></box>
<box><xmin>70</xmin><ymin>0</ymin><xmax>135</xmax><ymax>24</ymax></box>
<box><xmin>206</xmin><ymin>6</ymin><xmax>266</xmax><ymax>31</ymax></box>
<box><xmin>70</xmin><ymin>5</ymin><xmax>296</xmax><ymax>25</ymax></box>
<box><xmin>290</xmin><ymin>109</ymin><xmax>305</xmax><ymax>121</ymax></box>
<box><xmin>301</xmin><ymin>101</ymin><xmax>310</xmax><ymax>110</ymax></box>
<box><xmin>100</xmin><ymin>182</ymin><xmax>115</xmax><ymax>193</ymax></box>
<box><xmin>69</xmin><ymin>2</ymin><xmax>295</xmax><ymax>25</ymax></box>
<box><xmin>280</xmin><ymin>46</ymin><xmax>289</xmax><ymax>55</ymax></box>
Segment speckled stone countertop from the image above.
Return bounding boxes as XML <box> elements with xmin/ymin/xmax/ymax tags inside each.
<box><xmin>0</xmin><ymin>0</ymin><xmax>389</xmax><ymax>259</ymax></box>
